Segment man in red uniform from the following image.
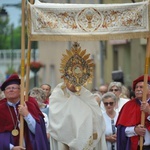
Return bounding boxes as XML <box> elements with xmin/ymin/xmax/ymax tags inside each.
<box><xmin>116</xmin><ymin>75</ymin><xmax>150</xmax><ymax>150</ymax></box>
<box><xmin>0</xmin><ymin>74</ymin><xmax>49</xmax><ymax>150</ymax></box>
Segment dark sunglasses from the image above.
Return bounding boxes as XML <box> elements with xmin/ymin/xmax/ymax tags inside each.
<box><xmin>110</xmin><ymin>89</ymin><xmax>119</xmax><ymax>92</ymax></box>
<box><xmin>104</xmin><ymin>102</ymin><xmax>114</xmax><ymax>106</ymax></box>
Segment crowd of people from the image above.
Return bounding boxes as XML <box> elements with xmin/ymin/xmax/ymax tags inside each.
<box><xmin>0</xmin><ymin>74</ymin><xmax>150</xmax><ymax>150</ymax></box>
<box><xmin>0</xmin><ymin>43</ymin><xmax>150</xmax><ymax>150</ymax></box>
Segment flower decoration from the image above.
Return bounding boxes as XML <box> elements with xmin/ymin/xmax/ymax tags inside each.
<box><xmin>30</xmin><ymin>61</ymin><xmax>44</xmax><ymax>73</ymax></box>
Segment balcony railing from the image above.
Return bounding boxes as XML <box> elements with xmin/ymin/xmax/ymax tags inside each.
<box><xmin>0</xmin><ymin>49</ymin><xmax>39</xmax><ymax>65</ymax></box>
<box><xmin>0</xmin><ymin>49</ymin><xmax>39</xmax><ymax>82</ymax></box>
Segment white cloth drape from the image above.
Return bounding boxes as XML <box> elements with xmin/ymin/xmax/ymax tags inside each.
<box><xmin>27</xmin><ymin>0</ymin><xmax>150</xmax><ymax>41</ymax></box>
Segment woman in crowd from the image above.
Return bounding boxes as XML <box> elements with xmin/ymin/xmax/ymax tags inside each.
<box><xmin>108</xmin><ymin>82</ymin><xmax>129</xmax><ymax>113</ymax></box>
<box><xmin>102</xmin><ymin>92</ymin><xmax>119</xmax><ymax>150</ymax></box>
<box><xmin>29</xmin><ymin>87</ymin><xmax>50</xmax><ymax>141</ymax></box>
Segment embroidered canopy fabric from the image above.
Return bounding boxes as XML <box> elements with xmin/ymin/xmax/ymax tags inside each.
<box><xmin>27</xmin><ymin>0</ymin><xmax>150</xmax><ymax>41</ymax></box>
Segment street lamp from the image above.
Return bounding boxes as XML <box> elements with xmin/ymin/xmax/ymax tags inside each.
<box><xmin>0</xmin><ymin>7</ymin><xmax>8</xmax><ymax>21</ymax></box>
<box><xmin>0</xmin><ymin>7</ymin><xmax>8</xmax><ymax>35</ymax></box>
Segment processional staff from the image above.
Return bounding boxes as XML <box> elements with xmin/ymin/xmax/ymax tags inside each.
<box><xmin>140</xmin><ymin>38</ymin><xmax>150</xmax><ymax>150</ymax></box>
<box><xmin>19</xmin><ymin>0</ymin><xmax>26</xmax><ymax>146</ymax></box>
<box><xmin>19</xmin><ymin>0</ymin><xmax>35</xmax><ymax>146</ymax></box>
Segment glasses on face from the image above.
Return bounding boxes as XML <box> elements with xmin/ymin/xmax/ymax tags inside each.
<box><xmin>5</xmin><ymin>87</ymin><xmax>20</xmax><ymax>91</ymax></box>
<box><xmin>110</xmin><ymin>89</ymin><xmax>119</xmax><ymax>92</ymax></box>
<box><xmin>104</xmin><ymin>102</ymin><xmax>114</xmax><ymax>106</ymax></box>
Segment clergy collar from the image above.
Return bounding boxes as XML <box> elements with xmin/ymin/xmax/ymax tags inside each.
<box><xmin>7</xmin><ymin>100</ymin><xmax>20</xmax><ymax>107</ymax></box>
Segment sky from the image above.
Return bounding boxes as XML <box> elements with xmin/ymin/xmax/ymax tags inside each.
<box><xmin>0</xmin><ymin>0</ymin><xmax>21</xmax><ymax>28</ymax></box>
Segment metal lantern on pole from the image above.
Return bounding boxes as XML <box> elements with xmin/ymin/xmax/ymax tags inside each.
<box><xmin>0</xmin><ymin>7</ymin><xmax>8</xmax><ymax>21</ymax></box>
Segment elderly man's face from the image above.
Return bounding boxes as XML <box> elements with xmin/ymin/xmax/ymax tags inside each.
<box><xmin>134</xmin><ymin>82</ymin><xmax>150</xmax><ymax>100</ymax></box>
<box><xmin>99</xmin><ymin>85</ymin><xmax>108</xmax><ymax>95</ymax></box>
<box><xmin>4</xmin><ymin>84</ymin><xmax>20</xmax><ymax>101</ymax></box>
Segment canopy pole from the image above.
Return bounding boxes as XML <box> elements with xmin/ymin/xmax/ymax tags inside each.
<box><xmin>25</xmin><ymin>41</ymin><xmax>31</xmax><ymax>100</ymax></box>
<box><xmin>19</xmin><ymin>0</ymin><xmax>26</xmax><ymax>146</ymax></box>
<box><xmin>24</xmin><ymin>0</ymin><xmax>35</xmax><ymax>99</ymax></box>
<box><xmin>140</xmin><ymin>37</ymin><xmax>150</xmax><ymax>150</ymax></box>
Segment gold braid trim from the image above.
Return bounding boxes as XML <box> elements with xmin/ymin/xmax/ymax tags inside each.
<box><xmin>28</xmin><ymin>32</ymin><xmax>150</xmax><ymax>41</ymax></box>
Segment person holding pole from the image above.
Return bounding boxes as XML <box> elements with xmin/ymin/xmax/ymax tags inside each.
<box><xmin>0</xmin><ymin>74</ymin><xmax>49</xmax><ymax>150</ymax></box>
<box><xmin>116</xmin><ymin>75</ymin><xmax>150</xmax><ymax>150</ymax></box>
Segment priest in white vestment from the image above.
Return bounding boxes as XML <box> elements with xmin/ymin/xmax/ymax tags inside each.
<box><xmin>49</xmin><ymin>42</ymin><xmax>106</xmax><ymax>150</ymax></box>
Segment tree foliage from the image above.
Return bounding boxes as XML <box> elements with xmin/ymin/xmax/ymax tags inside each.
<box><xmin>0</xmin><ymin>21</ymin><xmax>28</xmax><ymax>49</ymax></box>
<box><xmin>0</xmin><ymin>11</ymin><xmax>37</xmax><ymax>50</ymax></box>
<box><xmin>0</xmin><ymin>17</ymin><xmax>10</xmax><ymax>49</ymax></box>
